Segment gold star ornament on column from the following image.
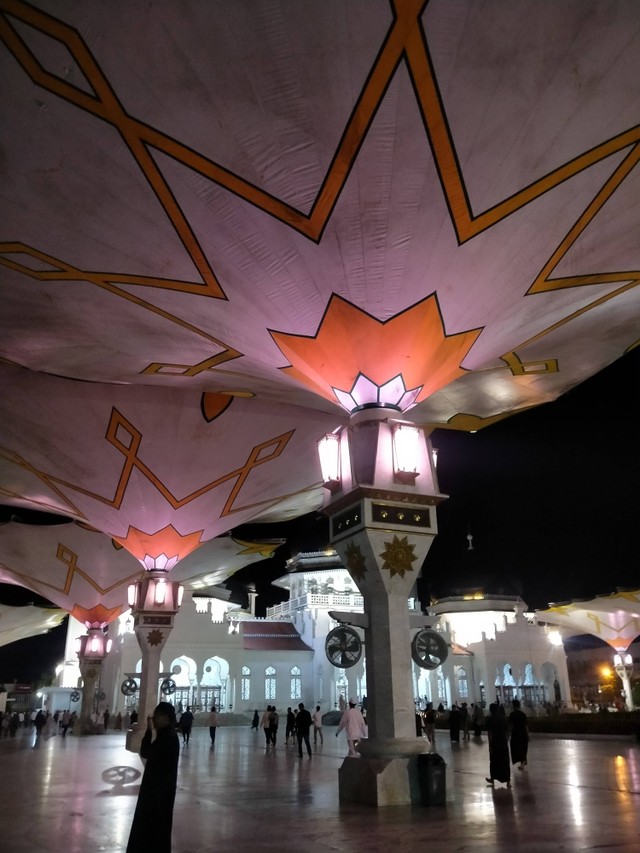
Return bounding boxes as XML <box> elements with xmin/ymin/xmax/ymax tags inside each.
<box><xmin>345</xmin><ymin>540</ymin><xmax>367</xmax><ymax>581</ymax></box>
<box><xmin>379</xmin><ymin>535</ymin><xmax>417</xmax><ymax>579</ymax></box>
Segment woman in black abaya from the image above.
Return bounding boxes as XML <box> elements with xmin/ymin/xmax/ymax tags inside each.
<box><xmin>127</xmin><ymin>702</ymin><xmax>180</xmax><ymax>853</ymax></box>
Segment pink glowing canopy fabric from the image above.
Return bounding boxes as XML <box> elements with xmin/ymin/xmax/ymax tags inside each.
<box><xmin>0</xmin><ymin>1</ymin><xmax>638</xmax><ymax>619</ymax></box>
<box><xmin>539</xmin><ymin>591</ymin><xmax>640</xmax><ymax>652</ymax></box>
<box><xmin>0</xmin><ymin>601</ymin><xmax>65</xmax><ymax>648</ymax></box>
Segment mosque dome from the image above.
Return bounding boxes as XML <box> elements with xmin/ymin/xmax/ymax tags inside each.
<box><xmin>420</xmin><ymin>530</ymin><xmax>524</xmax><ymax>606</ymax></box>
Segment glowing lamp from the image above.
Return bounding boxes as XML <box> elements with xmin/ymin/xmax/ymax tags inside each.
<box><xmin>318</xmin><ymin>432</ymin><xmax>341</xmax><ymax>492</ymax></box>
<box><xmin>392</xmin><ymin>422</ymin><xmax>420</xmax><ymax>483</ymax></box>
<box><xmin>128</xmin><ymin>571</ymin><xmax>184</xmax><ymax>615</ymax></box>
<box><xmin>75</xmin><ymin>626</ymin><xmax>110</xmax><ymax>661</ymax></box>
<box><xmin>155</xmin><ymin>578</ymin><xmax>167</xmax><ymax>605</ymax></box>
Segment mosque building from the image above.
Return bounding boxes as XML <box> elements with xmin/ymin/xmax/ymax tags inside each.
<box><xmin>48</xmin><ymin>549</ymin><xmax>571</xmax><ymax>720</ymax></box>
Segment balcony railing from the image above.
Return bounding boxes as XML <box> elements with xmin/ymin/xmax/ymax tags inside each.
<box><xmin>266</xmin><ymin>591</ymin><xmax>364</xmax><ymax>617</ymax></box>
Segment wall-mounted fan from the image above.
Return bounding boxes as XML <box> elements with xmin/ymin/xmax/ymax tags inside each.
<box><xmin>70</xmin><ymin>689</ymin><xmax>81</xmax><ymax>703</ymax></box>
<box><xmin>160</xmin><ymin>678</ymin><xmax>177</xmax><ymax>695</ymax></box>
<box><xmin>325</xmin><ymin>625</ymin><xmax>363</xmax><ymax>668</ymax></box>
<box><xmin>120</xmin><ymin>678</ymin><xmax>138</xmax><ymax>696</ymax></box>
<box><xmin>411</xmin><ymin>629</ymin><xmax>448</xmax><ymax>670</ymax></box>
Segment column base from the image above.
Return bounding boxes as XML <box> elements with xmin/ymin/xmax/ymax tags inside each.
<box><xmin>125</xmin><ymin>724</ymin><xmax>144</xmax><ymax>754</ymax></box>
<box><xmin>77</xmin><ymin>719</ymin><xmax>105</xmax><ymax>736</ymax></box>
<box><xmin>338</xmin><ymin>739</ymin><xmax>431</xmax><ymax>806</ymax></box>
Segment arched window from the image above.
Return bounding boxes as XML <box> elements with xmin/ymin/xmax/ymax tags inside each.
<box><xmin>241</xmin><ymin>666</ymin><xmax>251</xmax><ymax>701</ymax></box>
<box><xmin>503</xmin><ymin>664</ymin><xmax>516</xmax><ymax>687</ymax></box>
<box><xmin>290</xmin><ymin>666</ymin><xmax>301</xmax><ymax>700</ymax></box>
<box><xmin>437</xmin><ymin>669</ymin><xmax>446</xmax><ymax>701</ymax></box>
<box><xmin>265</xmin><ymin>666</ymin><xmax>276</xmax><ymax>701</ymax></box>
<box><xmin>456</xmin><ymin>666</ymin><xmax>469</xmax><ymax>699</ymax></box>
<box><xmin>336</xmin><ymin>669</ymin><xmax>348</xmax><ymax>707</ymax></box>
<box><xmin>524</xmin><ymin>663</ymin><xmax>536</xmax><ymax>686</ymax></box>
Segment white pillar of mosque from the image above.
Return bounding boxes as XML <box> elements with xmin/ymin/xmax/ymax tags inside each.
<box><xmin>75</xmin><ymin>625</ymin><xmax>112</xmax><ymax>734</ymax></box>
<box><xmin>614</xmin><ymin>654</ymin><xmax>635</xmax><ymax>711</ymax></box>
<box><xmin>319</xmin><ymin>407</ymin><xmax>445</xmax><ymax>805</ymax></box>
<box><xmin>77</xmin><ymin>661</ymin><xmax>103</xmax><ymax>733</ymax></box>
<box><xmin>125</xmin><ymin>571</ymin><xmax>183</xmax><ymax>752</ymax></box>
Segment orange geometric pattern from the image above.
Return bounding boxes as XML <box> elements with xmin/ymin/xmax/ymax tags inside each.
<box><xmin>271</xmin><ymin>294</ymin><xmax>481</xmax><ymax>408</ymax></box>
<box><xmin>113</xmin><ymin>523</ymin><xmax>203</xmax><ymax>564</ymax></box>
<box><xmin>70</xmin><ymin>603</ymin><xmax>122</xmax><ymax>627</ymax></box>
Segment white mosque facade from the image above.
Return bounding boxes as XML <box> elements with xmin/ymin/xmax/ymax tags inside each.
<box><xmin>50</xmin><ymin>552</ymin><xmax>572</xmax><ymax>719</ymax></box>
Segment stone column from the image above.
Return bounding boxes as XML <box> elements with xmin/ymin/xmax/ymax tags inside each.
<box><xmin>77</xmin><ymin>660</ymin><xmax>103</xmax><ymax>734</ymax></box>
<box><xmin>322</xmin><ymin>408</ymin><xmax>445</xmax><ymax>805</ymax></box>
<box><xmin>126</xmin><ymin>616</ymin><xmax>174</xmax><ymax>752</ymax></box>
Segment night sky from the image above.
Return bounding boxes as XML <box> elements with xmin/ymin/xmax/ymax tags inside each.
<box><xmin>1</xmin><ymin>347</ymin><xmax>638</xmax><ymax>684</ymax></box>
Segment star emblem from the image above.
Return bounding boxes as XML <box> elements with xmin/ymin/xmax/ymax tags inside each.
<box><xmin>344</xmin><ymin>541</ymin><xmax>367</xmax><ymax>581</ymax></box>
<box><xmin>147</xmin><ymin>629</ymin><xmax>164</xmax><ymax>647</ymax></box>
<box><xmin>379</xmin><ymin>535</ymin><xmax>417</xmax><ymax>579</ymax></box>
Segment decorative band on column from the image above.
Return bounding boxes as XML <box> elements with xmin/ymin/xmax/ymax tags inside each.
<box><xmin>371</xmin><ymin>503</ymin><xmax>431</xmax><ymax>529</ymax></box>
<box><xmin>139</xmin><ymin>615</ymin><xmax>172</xmax><ymax>626</ymax></box>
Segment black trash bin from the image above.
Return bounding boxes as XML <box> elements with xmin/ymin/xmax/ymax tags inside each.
<box><xmin>417</xmin><ymin>752</ymin><xmax>446</xmax><ymax>806</ymax></box>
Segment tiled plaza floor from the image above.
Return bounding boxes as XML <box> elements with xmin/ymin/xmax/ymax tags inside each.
<box><xmin>1</xmin><ymin>725</ymin><xmax>639</xmax><ymax>852</ymax></box>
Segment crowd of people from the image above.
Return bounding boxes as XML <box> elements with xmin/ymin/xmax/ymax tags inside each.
<box><xmin>2</xmin><ymin>695</ymin><xmax>530</xmax><ymax>853</ymax></box>
<box><xmin>253</xmin><ymin>702</ymin><xmax>329</xmax><ymax>757</ymax></box>
<box><xmin>415</xmin><ymin>698</ymin><xmax>530</xmax><ymax>788</ymax></box>
<box><xmin>0</xmin><ymin>707</ymin><xmax>79</xmax><ymax>738</ymax></box>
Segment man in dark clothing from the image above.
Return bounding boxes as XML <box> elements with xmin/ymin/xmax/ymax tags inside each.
<box><xmin>126</xmin><ymin>702</ymin><xmax>179</xmax><ymax>853</ymax></box>
<box><xmin>296</xmin><ymin>703</ymin><xmax>312</xmax><ymax>757</ymax></box>
<box><xmin>34</xmin><ymin>710</ymin><xmax>46</xmax><ymax>737</ymax></box>
<box><xmin>285</xmin><ymin>707</ymin><xmax>296</xmax><ymax>745</ymax></box>
<box><xmin>179</xmin><ymin>706</ymin><xmax>194</xmax><ymax>745</ymax></box>
<box><xmin>485</xmin><ymin>703</ymin><xmax>511</xmax><ymax>787</ymax></box>
<box><xmin>509</xmin><ymin>698</ymin><xmax>529</xmax><ymax>769</ymax></box>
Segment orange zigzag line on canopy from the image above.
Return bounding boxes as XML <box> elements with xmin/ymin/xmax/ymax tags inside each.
<box><xmin>2</xmin><ymin>0</ymin><xmax>637</xmax><ymax>297</ymax></box>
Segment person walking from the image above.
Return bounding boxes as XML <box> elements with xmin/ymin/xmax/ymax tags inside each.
<box><xmin>485</xmin><ymin>703</ymin><xmax>511</xmax><ymax>788</ymax></box>
<box><xmin>312</xmin><ymin>705</ymin><xmax>323</xmax><ymax>745</ymax></box>
<box><xmin>460</xmin><ymin>702</ymin><xmax>470</xmax><ymax>741</ymax></box>
<box><xmin>296</xmin><ymin>703</ymin><xmax>313</xmax><ymax>757</ymax></box>
<box><xmin>208</xmin><ymin>705</ymin><xmax>219</xmax><ymax>747</ymax></box>
<box><xmin>126</xmin><ymin>702</ymin><xmax>180</xmax><ymax>853</ymax></box>
<box><xmin>268</xmin><ymin>705</ymin><xmax>279</xmax><ymax>747</ymax></box>
<box><xmin>449</xmin><ymin>703</ymin><xmax>461</xmax><ymax>743</ymax></box>
<box><xmin>260</xmin><ymin>706</ymin><xmax>272</xmax><ymax>747</ymax></box>
<box><xmin>251</xmin><ymin>709</ymin><xmax>260</xmax><ymax>731</ymax></box>
<box><xmin>471</xmin><ymin>702</ymin><xmax>485</xmax><ymax>738</ymax></box>
<box><xmin>336</xmin><ymin>698</ymin><xmax>367</xmax><ymax>757</ymax></box>
<box><xmin>285</xmin><ymin>707</ymin><xmax>296</xmax><ymax>745</ymax></box>
<box><xmin>34</xmin><ymin>709</ymin><xmax>46</xmax><ymax>738</ymax></box>
<box><xmin>60</xmin><ymin>710</ymin><xmax>71</xmax><ymax>737</ymax></box>
<box><xmin>179</xmin><ymin>706</ymin><xmax>194</xmax><ymax>746</ymax></box>
<box><xmin>509</xmin><ymin>699</ymin><xmax>529</xmax><ymax>769</ymax></box>
<box><xmin>424</xmin><ymin>705</ymin><xmax>437</xmax><ymax>746</ymax></box>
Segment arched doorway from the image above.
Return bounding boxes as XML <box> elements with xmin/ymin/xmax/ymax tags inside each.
<box><xmin>200</xmin><ymin>656</ymin><xmax>229</xmax><ymax>711</ymax></box>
